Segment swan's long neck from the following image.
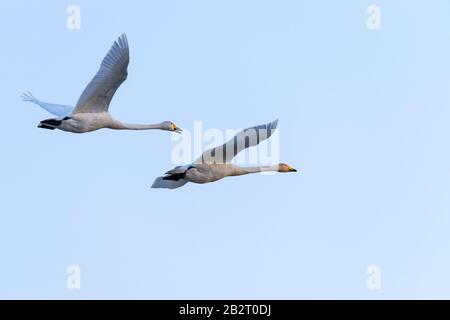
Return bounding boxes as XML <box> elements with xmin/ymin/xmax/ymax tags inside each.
<box><xmin>110</xmin><ymin>120</ymin><xmax>165</xmax><ymax>130</ymax></box>
<box><xmin>231</xmin><ymin>165</ymin><xmax>279</xmax><ymax>176</ymax></box>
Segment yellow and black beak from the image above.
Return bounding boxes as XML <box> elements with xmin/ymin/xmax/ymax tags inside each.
<box><xmin>288</xmin><ymin>166</ymin><xmax>297</xmax><ymax>172</ymax></box>
<box><xmin>173</xmin><ymin>124</ymin><xmax>183</xmax><ymax>134</ymax></box>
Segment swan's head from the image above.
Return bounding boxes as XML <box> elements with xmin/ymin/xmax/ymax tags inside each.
<box><xmin>277</xmin><ymin>163</ymin><xmax>297</xmax><ymax>173</ymax></box>
<box><xmin>162</xmin><ymin>121</ymin><xmax>183</xmax><ymax>133</ymax></box>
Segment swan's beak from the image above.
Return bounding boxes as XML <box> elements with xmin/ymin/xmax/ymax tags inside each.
<box><xmin>173</xmin><ymin>125</ymin><xmax>183</xmax><ymax>134</ymax></box>
<box><xmin>288</xmin><ymin>166</ymin><xmax>297</xmax><ymax>172</ymax></box>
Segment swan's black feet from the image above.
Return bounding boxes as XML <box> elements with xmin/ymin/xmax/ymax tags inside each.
<box><xmin>38</xmin><ymin>117</ymin><xmax>71</xmax><ymax>130</ymax></box>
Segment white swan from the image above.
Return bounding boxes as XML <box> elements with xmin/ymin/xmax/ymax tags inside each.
<box><xmin>22</xmin><ymin>34</ymin><xmax>182</xmax><ymax>134</ymax></box>
<box><xmin>151</xmin><ymin>119</ymin><xmax>297</xmax><ymax>189</ymax></box>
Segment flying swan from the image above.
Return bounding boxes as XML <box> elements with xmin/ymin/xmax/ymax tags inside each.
<box><xmin>151</xmin><ymin>119</ymin><xmax>297</xmax><ymax>189</ymax></box>
<box><xmin>21</xmin><ymin>34</ymin><xmax>182</xmax><ymax>134</ymax></box>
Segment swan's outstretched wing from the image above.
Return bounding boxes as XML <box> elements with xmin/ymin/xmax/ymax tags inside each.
<box><xmin>197</xmin><ymin>119</ymin><xmax>279</xmax><ymax>164</ymax></box>
<box><xmin>72</xmin><ymin>34</ymin><xmax>129</xmax><ymax>114</ymax></box>
<box><xmin>21</xmin><ymin>92</ymin><xmax>73</xmax><ymax>117</ymax></box>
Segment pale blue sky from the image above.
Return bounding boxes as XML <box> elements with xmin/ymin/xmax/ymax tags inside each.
<box><xmin>1</xmin><ymin>0</ymin><xmax>450</xmax><ymax>299</ymax></box>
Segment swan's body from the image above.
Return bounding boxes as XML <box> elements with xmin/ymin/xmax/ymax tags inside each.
<box><xmin>152</xmin><ymin>120</ymin><xmax>297</xmax><ymax>189</ymax></box>
<box><xmin>38</xmin><ymin>112</ymin><xmax>177</xmax><ymax>133</ymax></box>
<box><xmin>22</xmin><ymin>34</ymin><xmax>181</xmax><ymax>134</ymax></box>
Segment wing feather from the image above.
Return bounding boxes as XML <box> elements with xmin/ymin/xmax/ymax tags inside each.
<box><xmin>72</xmin><ymin>34</ymin><xmax>129</xmax><ymax>114</ymax></box>
<box><xmin>197</xmin><ymin>119</ymin><xmax>279</xmax><ymax>164</ymax></box>
<box><xmin>21</xmin><ymin>91</ymin><xmax>73</xmax><ymax>117</ymax></box>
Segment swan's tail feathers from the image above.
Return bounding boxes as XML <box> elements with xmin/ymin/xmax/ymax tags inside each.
<box><xmin>151</xmin><ymin>176</ymin><xmax>188</xmax><ymax>189</ymax></box>
<box><xmin>38</xmin><ymin>118</ymin><xmax>62</xmax><ymax>130</ymax></box>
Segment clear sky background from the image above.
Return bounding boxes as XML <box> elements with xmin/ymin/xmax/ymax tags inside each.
<box><xmin>1</xmin><ymin>0</ymin><xmax>450</xmax><ymax>299</ymax></box>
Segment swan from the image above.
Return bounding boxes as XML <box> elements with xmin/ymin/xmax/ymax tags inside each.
<box><xmin>151</xmin><ymin>119</ymin><xmax>297</xmax><ymax>189</ymax></box>
<box><xmin>22</xmin><ymin>34</ymin><xmax>182</xmax><ymax>134</ymax></box>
